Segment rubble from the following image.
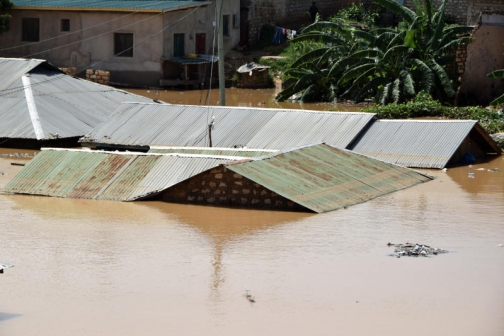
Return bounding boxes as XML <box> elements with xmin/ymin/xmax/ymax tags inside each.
<box><xmin>387</xmin><ymin>242</ymin><xmax>448</xmax><ymax>258</ymax></box>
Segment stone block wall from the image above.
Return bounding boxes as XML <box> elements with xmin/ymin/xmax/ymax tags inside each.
<box><xmin>59</xmin><ymin>67</ymin><xmax>77</xmax><ymax>77</ymax></box>
<box><xmin>242</xmin><ymin>0</ymin><xmax>355</xmax><ymax>46</ymax></box>
<box><xmin>86</xmin><ymin>69</ymin><xmax>110</xmax><ymax>86</ymax></box>
<box><xmin>161</xmin><ymin>165</ymin><xmax>308</xmax><ymax>212</ymax></box>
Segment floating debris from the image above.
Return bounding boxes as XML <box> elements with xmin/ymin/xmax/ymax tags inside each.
<box><xmin>467</xmin><ymin>172</ymin><xmax>475</xmax><ymax>178</ymax></box>
<box><xmin>487</xmin><ymin>168</ymin><xmax>500</xmax><ymax>172</ymax></box>
<box><xmin>387</xmin><ymin>243</ymin><xmax>448</xmax><ymax>258</ymax></box>
<box><xmin>0</xmin><ymin>262</ymin><xmax>14</xmax><ymax>274</ymax></box>
<box><xmin>244</xmin><ymin>290</ymin><xmax>255</xmax><ymax>303</ymax></box>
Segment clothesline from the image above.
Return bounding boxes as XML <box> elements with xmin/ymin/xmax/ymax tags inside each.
<box><xmin>272</xmin><ymin>26</ymin><xmax>297</xmax><ymax>45</ymax></box>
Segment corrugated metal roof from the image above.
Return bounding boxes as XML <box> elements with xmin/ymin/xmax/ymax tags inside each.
<box><xmin>349</xmin><ymin>120</ymin><xmax>499</xmax><ymax>169</ymax></box>
<box><xmin>0</xmin><ymin>58</ymin><xmax>153</xmax><ymax>140</ymax></box>
<box><xmin>12</xmin><ymin>0</ymin><xmax>209</xmax><ymax>12</ymax></box>
<box><xmin>82</xmin><ymin>103</ymin><xmax>376</xmax><ymax>149</ymax></box>
<box><xmin>148</xmin><ymin>146</ymin><xmax>278</xmax><ymax>157</ymax></box>
<box><xmin>226</xmin><ymin>144</ymin><xmax>433</xmax><ymax>213</ymax></box>
<box><xmin>3</xmin><ymin>144</ymin><xmax>432</xmax><ymax>212</ymax></box>
<box><xmin>3</xmin><ymin>149</ymin><xmax>233</xmax><ymax>201</ymax></box>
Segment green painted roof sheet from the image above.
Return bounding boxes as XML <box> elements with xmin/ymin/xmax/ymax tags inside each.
<box><xmin>3</xmin><ymin>144</ymin><xmax>433</xmax><ymax>213</ymax></box>
<box><xmin>12</xmin><ymin>0</ymin><xmax>208</xmax><ymax>11</ymax></box>
<box><xmin>226</xmin><ymin>144</ymin><xmax>433</xmax><ymax>213</ymax></box>
<box><xmin>148</xmin><ymin>147</ymin><xmax>278</xmax><ymax>157</ymax></box>
<box><xmin>3</xmin><ymin>149</ymin><xmax>230</xmax><ymax>201</ymax></box>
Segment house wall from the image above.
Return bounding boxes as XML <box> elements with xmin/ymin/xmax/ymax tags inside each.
<box><xmin>162</xmin><ymin>2</ymin><xmax>240</xmax><ymax>57</ymax></box>
<box><xmin>161</xmin><ymin>165</ymin><xmax>307</xmax><ymax>212</ymax></box>
<box><xmin>0</xmin><ymin>2</ymin><xmax>240</xmax><ymax>88</ymax></box>
<box><xmin>240</xmin><ymin>0</ymin><xmax>354</xmax><ymax>46</ymax></box>
<box><xmin>458</xmin><ymin>24</ymin><xmax>504</xmax><ymax>105</ymax></box>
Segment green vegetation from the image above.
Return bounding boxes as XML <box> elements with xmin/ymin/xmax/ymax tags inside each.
<box><xmin>276</xmin><ymin>0</ymin><xmax>473</xmax><ymax>105</ymax></box>
<box><xmin>362</xmin><ymin>92</ymin><xmax>504</xmax><ymax>146</ymax></box>
<box><xmin>487</xmin><ymin>69</ymin><xmax>504</xmax><ymax>113</ymax></box>
<box><xmin>0</xmin><ymin>0</ymin><xmax>13</xmax><ymax>34</ymax></box>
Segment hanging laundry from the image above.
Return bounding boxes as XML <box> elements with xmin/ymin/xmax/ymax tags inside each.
<box><xmin>272</xmin><ymin>26</ymin><xmax>285</xmax><ymax>45</ymax></box>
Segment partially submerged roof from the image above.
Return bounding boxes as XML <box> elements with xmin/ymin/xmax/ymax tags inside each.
<box><xmin>0</xmin><ymin>58</ymin><xmax>153</xmax><ymax>140</ymax></box>
<box><xmin>3</xmin><ymin>148</ymin><xmax>235</xmax><ymax>201</ymax></box>
<box><xmin>349</xmin><ymin>120</ymin><xmax>501</xmax><ymax>169</ymax></box>
<box><xmin>11</xmin><ymin>0</ymin><xmax>210</xmax><ymax>12</ymax></box>
<box><xmin>3</xmin><ymin>144</ymin><xmax>433</xmax><ymax>213</ymax></box>
<box><xmin>81</xmin><ymin>103</ymin><xmax>376</xmax><ymax>150</ymax></box>
<box><xmin>148</xmin><ymin>146</ymin><xmax>278</xmax><ymax>157</ymax></box>
<box><xmin>225</xmin><ymin>144</ymin><xmax>433</xmax><ymax>213</ymax></box>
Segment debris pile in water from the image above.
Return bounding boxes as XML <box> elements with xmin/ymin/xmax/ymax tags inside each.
<box><xmin>387</xmin><ymin>242</ymin><xmax>448</xmax><ymax>258</ymax></box>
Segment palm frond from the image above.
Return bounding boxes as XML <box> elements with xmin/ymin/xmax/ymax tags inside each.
<box><xmin>291</xmin><ymin>48</ymin><xmax>330</xmax><ymax>68</ymax></box>
<box><xmin>354</xmin><ymin>77</ymin><xmax>389</xmax><ymax>102</ymax></box>
<box><xmin>410</xmin><ymin>58</ymin><xmax>434</xmax><ymax>93</ymax></box>
<box><xmin>487</xmin><ymin>70</ymin><xmax>504</xmax><ymax>79</ymax></box>
<box><xmin>427</xmin><ymin>58</ymin><xmax>455</xmax><ymax>97</ymax></box>
<box><xmin>392</xmin><ymin>77</ymin><xmax>401</xmax><ymax>103</ymax></box>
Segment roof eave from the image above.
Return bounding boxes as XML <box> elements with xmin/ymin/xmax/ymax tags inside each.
<box><xmin>13</xmin><ymin>2</ymin><xmax>210</xmax><ymax>13</ymax></box>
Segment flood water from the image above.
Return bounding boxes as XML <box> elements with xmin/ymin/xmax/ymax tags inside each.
<box><xmin>126</xmin><ymin>87</ymin><xmax>362</xmax><ymax>112</ymax></box>
<box><xmin>1</xmin><ymin>96</ymin><xmax>504</xmax><ymax>335</ymax></box>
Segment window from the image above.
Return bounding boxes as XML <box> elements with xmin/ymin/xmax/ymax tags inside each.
<box><xmin>114</xmin><ymin>33</ymin><xmax>133</xmax><ymax>57</ymax></box>
<box><xmin>22</xmin><ymin>18</ymin><xmax>40</xmax><ymax>42</ymax></box>
<box><xmin>61</xmin><ymin>19</ymin><xmax>70</xmax><ymax>32</ymax></box>
<box><xmin>173</xmin><ymin>33</ymin><xmax>185</xmax><ymax>57</ymax></box>
<box><xmin>223</xmin><ymin>15</ymin><xmax>230</xmax><ymax>37</ymax></box>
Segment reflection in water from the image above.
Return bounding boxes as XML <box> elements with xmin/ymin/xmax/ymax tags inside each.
<box><xmin>1</xmin><ymin>148</ymin><xmax>503</xmax><ymax>335</ymax></box>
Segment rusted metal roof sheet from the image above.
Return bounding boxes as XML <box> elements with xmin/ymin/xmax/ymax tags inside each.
<box><xmin>148</xmin><ymin>146</ymin><xmax>278</xmax><ymax>157</ymax></box>
<box><xmin>226</xmin><ymin>144</ymin><xmax>433</xmax><ymax>213</ymax></box>
<box><xmin>12</xmin><ymin>0</ymin><xmax>209</xmax><ymax>12</ymax></box>
<box><xmin>82</xmin><ymin>103</ymin><xmax>376</xmax><ymax>149</ymax></box>
<box><xmin>349</xmin><ymin>120</ymin><xmax>501</xmax><ymax>169</ymax></box>
<box><xmin>3</xmin><ymin>149</ymin><xmax>232</xmax><ymax>201</ymax></box>
<box><xmin>0</xmin><ymin>58</ymin><xmax>153</xmax><ymax>140</ymax></box>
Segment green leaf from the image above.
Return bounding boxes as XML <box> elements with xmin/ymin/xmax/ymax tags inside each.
<box><xmin>404</xmin><ymin>30</ymin><xmax>416</xmax><ymax>48</ymax></box>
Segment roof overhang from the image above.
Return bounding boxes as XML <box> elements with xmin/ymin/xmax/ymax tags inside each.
<box><xmin>12</xmin><ymin>2</ymin><xmax>211</xmax><ymax>13</ymax></box>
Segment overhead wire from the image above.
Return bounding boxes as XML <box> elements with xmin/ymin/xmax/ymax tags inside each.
<box><xmin>0</xmin><ymin>3</ymin><xmax>207</xmax><ymax>98</ymax></box>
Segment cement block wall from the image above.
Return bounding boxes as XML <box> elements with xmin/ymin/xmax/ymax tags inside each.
<box><xmin>241</xmin><ymin>0</ymin><xmax>354</xmax><ymax>46</ymax></box>
<box><xmin>161</xmin><ymin>166</ymin><xmax>308</xmax><ymax>212</ymax></box>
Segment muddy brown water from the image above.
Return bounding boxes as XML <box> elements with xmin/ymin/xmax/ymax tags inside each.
<box><xmin>126</xmin><ymin>88</ymin><xmax>363</xmax><ymax>112</ymax></box>
<box><xmin>1</xmin><ymin>92</ymin><xmax>504</xmax><ymax>335</ymax></box>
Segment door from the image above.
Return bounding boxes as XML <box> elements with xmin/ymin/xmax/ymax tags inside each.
<box><xmin>173</xmin><ymin>33</ymin><xmax>185</xmax><ymax>57</ymax></box>
<box><xmin>195</xmin><ymin>33</ymin><xmax>206</xmax><ymax>54</ymax></box>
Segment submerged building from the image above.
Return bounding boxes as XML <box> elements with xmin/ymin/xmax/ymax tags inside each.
<box><xmin>3</xmin><ymin>144</ymin><xmax>433</xmax><ymax>213</ymax></box>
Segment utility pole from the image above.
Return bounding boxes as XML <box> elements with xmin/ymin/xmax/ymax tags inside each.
<box><xmin>216</xmin><ymin>0</ymin><xmax>226</xmax><ymax>106</ymax></box>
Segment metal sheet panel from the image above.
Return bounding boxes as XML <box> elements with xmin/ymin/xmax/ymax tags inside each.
<box><xmin>0</xmin><ymin>59</ymin><xmax>152</xmax><ymax>139</ymax></box>
<box><xmin>3</xmin><ymin>149</ymin><xmax>230</xmax><ymax>201</ymax></box>
<box><xmin>85</xmin><ymin>103</ymin><xmax>376</xmax><ymax>149</ymax></box>
<box><xmin>350</xmin><ymin>120</ymin><xmax>478</xmax><ymax>168</ymax></box>
<box><xmin>148</xmin><ymin>146</ymin><xmax>278</xmax><ymax>157</ymax></box>
<box><xmin>227</xmin><ymin>144</ymin><xmax>433</xmax><ymax>213</ymax></box>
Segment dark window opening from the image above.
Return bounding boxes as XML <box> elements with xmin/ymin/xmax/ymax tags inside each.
<box><xmin>22</xmin><ymin>18</ymin><xmax>40</xmax><ymax>42</ymax></box>
<box><xmin>223</xmin><ymin>15</ymin><xmax>230</xmax><ymax>37</ymax></box>
<box><xmin>61</xmin><ymin>19</ymin><xmax>70</xmax><ymax>32</ymax></box>
<box><xmin>114</xmin><ymin>33</ymin><xmax>133</xmax><ymax>57</ymax></box>
<box><xmin>173</xmin><ymin>33</ymin><xmax>185</xmax><ymax>57</ymax></box>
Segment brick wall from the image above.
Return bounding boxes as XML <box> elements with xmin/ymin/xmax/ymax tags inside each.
<box><xmin>86</xmin><ymin>69</ymin><xmax>110</xmax><ymax>86</ymax></box>
<box><xmin>161</xmin><ymin>165</ymin><xmax>307</xmax><ymax>212</ymax></box>
<box><xmin>402</xmin><ymin>0</ymin><xmax>470</xmax><ymax>24</ymax></box>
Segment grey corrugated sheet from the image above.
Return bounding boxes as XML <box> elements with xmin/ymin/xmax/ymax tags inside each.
<box><xmin>12</xmin><ymin>0</ymin><xmax>209</xmax><ymax>11</ymax></box>
<box><xmin>148</xmin><ymin>146</ymin><xmax>278</xmax><ymax>157</ymax></box>
<box><xmin>0</xmin><ymin>58</ymin><xmax>153</xmax><ymax>140</ymax></box>
<box><xmin>3</xmin><ymin>149</ymin><xmax>233</xmax><ymax>201</ymax></box>
<box><xmin>350</xmin><ymin>120</ymin><xmax>484</xmax><ymax>168</ymax></box>
<box><xmin>83</xmin><ymin>103</ymin><xmax>376</xmax><ymax>149</ymax></box>
<box><xmin>227</xmin><ymin>144</ymin><xmax>433</xmax><ymax>213</ymax></box>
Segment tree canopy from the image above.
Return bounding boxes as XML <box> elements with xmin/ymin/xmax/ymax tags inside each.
<box><xmin>277</xmin><ymin>0</ymin><xmax>473</xmax><ymax>105</ymax></box>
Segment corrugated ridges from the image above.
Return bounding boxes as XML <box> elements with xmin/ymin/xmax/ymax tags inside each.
<box><xmin>0</xmin><ymin>58</ymin><xmax>153</xmax><ymax>139</ymax></box>
<box><xmin>84</xmin><ymin>103</ymin><xmax>376</xmax><ymax>149</ymax></box>
<box><xmin>226</xmin><ymin>144</ymin><xmax>433</xmax><ymax>213</ymax></box>
<box><xmin>148</xmin><ymin>146</ymin><xmax>278</xmax><ymax>157</ymax></box>
<box><xmin>3</xmin><ymin>149</ymin><xmax>230</xmax><ymax>201</ymax></box>
<box><xmin>12</xmin><ymin>0</ymin><xmax>208</xmax><ymax>11</ymax></box>
<box><xmin>350</xmin><ymin>120</ymin><xmax>479</xmax><ymax>168</ymax></box>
